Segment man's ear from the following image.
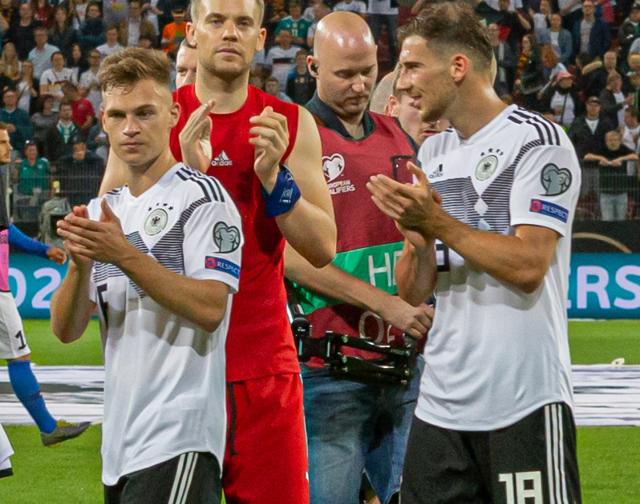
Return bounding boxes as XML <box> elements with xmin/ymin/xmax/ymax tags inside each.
<box><xmin>307</xmin><ymin>56</ymin><xmax>319</xmax><ymax>78</ymax></box>
<box><xmin>385</xmin><ymin>95</ymin><xmax>399</xmax><ymax>117</ymax></box>
<box><xmin>450</xmin><ymin>53</ymin><xmax>471</xmax><ymax>83</ymax></box>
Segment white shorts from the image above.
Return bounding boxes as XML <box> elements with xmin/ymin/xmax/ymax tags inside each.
<box><xmin>0</xmin><ymin>423</ymin><xmax>13</xmax><ymax>476</ymax></box>
<box><xmin>0</xmin><ymin>291</ymin><xmax>30</xmax><ymax>360</ymax></box>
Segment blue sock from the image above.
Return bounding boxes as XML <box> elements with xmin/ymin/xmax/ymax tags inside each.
<box><xmin>8</xmin><ymin>361</ymin><xmax>57</xmax><ymax>434</ymax></box>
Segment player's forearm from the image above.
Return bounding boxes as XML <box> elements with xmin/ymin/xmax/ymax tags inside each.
<box><xmin>284</xmin><ymin>244</ymin><xmax>389</xmax><ymax>314</ymax></box>
<box><xmin>51</xmin><ymin>263</ymin><xmax>95</xmax><ymax>343</ymax></box>
<box><xmin>116</xmin><ymin>250</ymin><xmax>229</xmax><ymax>333</ymax></box>
<box><xmin>277</xmin><ymin>198</ymin><xmax>336</xmax><ymax>268</ymax></box>
<box><xmin>396</xmin><ymin>240</ymin><xmax>437</xmax><ymax>306</ymax></box>
<box><xmin>432</xmin><ymin>214</ymin><xmax>551</xmax><ymax>294</ymax></box>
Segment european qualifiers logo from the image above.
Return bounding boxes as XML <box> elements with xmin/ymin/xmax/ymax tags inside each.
<box><xmin>540</xmin><ymin>163</ymin><xmax>572</xmax><ymax>196</ymax></box>
<box><xmin>322</xmin><ymin>153</ymin><xmax>355</xmax><ymax>195</ymax></box>
<box><xmin>213</xmin><ymin>221</ymin><xmax>241</xmax><ymax>253</ymax></box>
<box><xmin>474</xmin><ymin>148</ymin><xmax>504</xmax><ymax>181</ymax></box>
<box><xmin>143</xmin><ymin>203</ymin><xmax>173</xmax><ymax>236</ymax></box>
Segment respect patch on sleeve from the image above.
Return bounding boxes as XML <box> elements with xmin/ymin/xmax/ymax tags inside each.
<box><xmin>205</xmin><ymin>256</ymin><xmax>240</xmax><ymax>278</ymax></box>
<box><xmin>529</xmin><ymin>199</ymin><xmax>569</xmax><ymax>223</ymax></box>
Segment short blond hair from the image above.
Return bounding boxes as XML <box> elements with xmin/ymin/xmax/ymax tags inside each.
<box><xmin>190</xmin><ymin>0</ymin><xmax>265</xmax><ymax>25</ymax></box>
<box><xmin>99</xmin><ymin>48</ymin><xmax>171</xmax><ymax>92</ymax></box>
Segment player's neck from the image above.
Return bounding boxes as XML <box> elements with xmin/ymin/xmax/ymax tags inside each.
<box><xmin>195</xmin><ymin>70</ymin><xmax>249</xmax><ymax>114</ymax></box>
<box><xmin>449</xmin><ymin>85</ymin><xmax>507</xmax><ymax>139</ymax></box>
<box><xmin>126</xmin><ymin>148</ymin><xmax>176</xmax><ymax>197</ymax></box>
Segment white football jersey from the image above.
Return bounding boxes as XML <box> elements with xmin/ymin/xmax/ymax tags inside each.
<box><xmin>87</xmin><ymin>164</ymin><xmax>243</xmax><ymax>485</ymax></box>
<box><xmin>416</xmin><ymin>105</ymin><xmax>580</xmax><ymax>430</ymax></box>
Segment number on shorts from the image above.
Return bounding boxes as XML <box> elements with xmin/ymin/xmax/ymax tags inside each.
<box><xmin>498</xmin><ymin>471</ymin><xmax>543</xmax><ymax>504</ymax></box>
<box><xmin>14</xmin><ymin>330</ymin><xmax>26</xmax><ymax>350</ymax></box>
<box><xmin>97</xmin><ymin>284</ymin><xmax>109</xmax><ymax>328</ymax></box>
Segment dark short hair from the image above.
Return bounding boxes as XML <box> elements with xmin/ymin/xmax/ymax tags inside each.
<box><xmin>398</xmin><ymin>1</ymin><xmax>492</xmax><ymax>71</ymax></box>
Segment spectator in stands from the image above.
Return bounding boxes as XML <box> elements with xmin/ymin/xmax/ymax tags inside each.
<box><xmin>15</xmin><ymin>61</ymin><xmax>38</xmax><ymax>115</ymax></box>
<box><xmin>28</xmin><ymin>26</ymin><xmax>59</xmax><ymax>80</ymax></box>
<box><xmin>599</xmin><ymin>71</ymin><xmax>630</xmax><ymax>128</ymax></box>
<box><xmin>572</xmin><ymin>0</ymin><xmax>610</xmax><ymax>60</ymax></box>
<box><xmin>79</xmin><ymin>48</ymin><xmax>101</xmax><ymax>114</ymax></box>
<box><xmin>626</xmin><ymin>71</ymin><xmax>640</xmax><ymax>112</ymax></box>
<box><xmin>1</xmin><ymin>42</ymin><xmax>20</xmax><ymax>81</ymax></box>
<box><xmin>67</xmin><ymin>43</ymin><xmax>87</xmax><ymax>83</ymax></box>
<box><xmin>31</xmin><ymin>95</ymin><xmax>57</xmax><ymax>147</ymax></box>
<box><xmin>33</xmin><ymin>0</ymin><xmax>55</xmax><ymax>29</ymax></box>
<box><xmin>559</xmin><ymin>0</ymin><xmax>583</xmax><ymax>33</ymax></box>
<box><xmin>603</xmin><ymin>50</ymin><xmax>621</xmax><ymax>76</ymax></box>
<box><xmin>266</xmin><ymin>28</ymin><xmax>300</xmax><ymax>91</ymax></box>
<box><xmin>48</xmin><ymin>5</ymin><xmax>77</xmax><ymax>58</ymax></box>
<box><xmin>160</xmin><ymin>5</ymin><xmax>187</xmax><ymax>57</ymax></box>
<box><xmin>0</xmin><ymin>0</ymin><xmax>14</xmax><ymax>39</ymax></box>
<box><xmin>70</xmin><ymin>0</ymin><xmax>89</xmax><ymax>30</ymax></box>
<box><xmin>265</xmin><ymin>75</ymin><xmax>292</xmax><ymax>102</ymax></box>
<box><xmin>496</xmin><ymin>0</ymin><xmax>533</xmax><ymax>56</ymax></box>
<box><xmin>55</xmin><ymin>136</ymin><xmax>102</xmax><ymax>206</ymax></box>
<box><xmin>621</xmin><ymin>107</ymin><xmax>640</xmax><ymax>152</ymax></box>
<box><xmin>62</xmin><ymin>81</ymin><xmax>93</xmax><ymax>139</ymax></box>
<box><xmin>40</xmin><ymin>51</ymin><xmax>76</xmax><ymax>112</ymax></box>
<box><xmin>42</xmin><ymin>100</ymin><xmax>76</xmax><ymax>162</ymax></box>
<box><xmin>541</xmin><ymin>70</ymin><xmax>582</xmax><ymax>128</ymax></box>
<box><xmin>569</xmin><ymin>96</ymin><xmax>614</xmax><ymax>202</ymax></box>
<box><xmin>575</xmin><ymin>52</ymin><xmax>607</xmax><ymax>98</ymax></box>
<box><xmin>515</xmin><ymin>33</ymin><xmax>544</xmax><ymax>109</ymax></box>
<box><xmin>16</xmin><ymin>139</ymin><xmax>49</xmax><ymax>198</ymax></box>
<box><xmin>0</xmin><ymin>88</ymin><xmax>33</xmax><ymax>151</ymax></box>
<box><xmin>0</xmin><ymin>61</ymin><xmax>12</xmax><ymax>102</ymax></box>
<box><xmin>102</xmin><ymin>0</ymin><xmax>128</xmax><ymax>27</ymax></box>
<box><xmin>86</xmin><ymin>111</ymin><xmax>108</xmax><ymax>161</ymax></box>
<box><xmin>286</xmin><ymin>48</ymin><xmax>315</xmax><ymax>105</ymax></box>
<box><xmin>367</xmin><ymin>0</ymin><xmax>399</xmax><ymax>64</ymax></box>
<box><xmin>539</xmin><ymin>13</ymin><xmax>573</xmax><ymax>66</ymax></box>
<box><xmin>540</xmin><ymin>44</ymin><xmax>568</xmax><ymax>91</ymax></box>
<box><xmin>585</xmin><ymin>129</ymin><xmax>638</xmax><ymax>220</ymax></box>
<box><xmin>531</xmin><ymin>0</ymin><xmax>553</xmax><ymax>39</ymax></box>
<box><xmin>489</xmin><ymin>23</ymin><xmax>516</xmax><ymax>97</ymax></box>
<box><xmin>97</xmin><ymin>25</ymin><xmax>124</xmax><ymax>59</ymax></box>
<box><xmin>8</xmin><ymin>2</ymin><xmax>38</xmax><ymax>60</ymax></box>
<box><xmin>276</xmin><ymin>2</ymin><xmax>312</xmax><ymax>47</ymax></box>
<box><xmin>141</xmin><ymin>0</ymin><xmax>162</xmax><ymax>38</ymax></box>
<box><xmin>307</xmin><ymin>1</ymin><xmax>331</xmax><ymax>48</ymax></box>
<box><xmin>619</xmin><ymin>2</ymin><xmax>640</xmax><ymax>60</ymax></box>
<box><xmin>333</xmin><ymin>0</ymin><xmax>367</xmax><ymax>16</ymax></box>
<box><xmin>78</xmin><ymin>2</ymin><xmax>105</xmax><ymax>52</ymax></box>
<box><xmin>119</xmin><ymin>0</ymin><xmax>156</xmax><ymax>48</ymax></box>
<box><xmin>175</xmin><ymin>39</ymin><xmax>197</xmax><ymax>89</ymax></box>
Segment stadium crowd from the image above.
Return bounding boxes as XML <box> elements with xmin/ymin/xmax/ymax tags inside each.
<box><xmin>0</xmin><ymin>0</ymin><xmax>637</xmax><ymax>234</ymax></box>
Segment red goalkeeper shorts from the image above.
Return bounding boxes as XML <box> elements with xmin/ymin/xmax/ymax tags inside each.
<box><xmin>222</xmin><ymin>373</ymin><xmax>309</xmax><ymax>504</ymax></box>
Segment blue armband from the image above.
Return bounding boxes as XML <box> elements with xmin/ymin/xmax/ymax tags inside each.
<box><xmin>261</xmin><ymin>165</ymin><xmax>301</xmax><ymax>218</ymax></box>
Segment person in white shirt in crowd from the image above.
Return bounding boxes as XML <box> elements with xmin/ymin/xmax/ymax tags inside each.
<box><xmin>79</xmin><ymin>49</ymin><xmax>102</xmax><ymax>117</ymax></box>
<box><xmin>97</xmin><ymin>25</ymin><xmax>125</xmax><ymax>59</ymax></box>
<box><xmin>333</xmin><ymin>0</ymin><xmax>367</xmax><ymax>16</ymax></box>
<box><xmin>265</xmin><ymin>28</ymin><xmax>300</xmax><ymax>91</ymax></box>
<box><xmin>28</xmin><ymin>26</ymin><xmax>60</xmax><ymax>80</ymax></box>
<box><xmin>39</xmin><ymin>51</ymin><xmax>77</xmax><ymax>112</ymax></box>
<box><xmin>51</xmin><ymin>47</ymin><xmax>243</xmax><ymax>504</ymax></box>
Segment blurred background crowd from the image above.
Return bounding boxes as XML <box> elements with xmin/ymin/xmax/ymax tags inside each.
<box><xmin>0</xmin><ymin>0</ymin><xmax>639</xmax><ymax>247</ymax></box>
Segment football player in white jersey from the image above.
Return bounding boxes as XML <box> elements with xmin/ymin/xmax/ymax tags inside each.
<box><xmin>51</xmin><ymin>48</ymin><xmax>243</xmax><ymax>504</ymax></box>
<box><xmin>367</xmin><ymin>3</ymin><xmax>582</xmax><ymax>504</ymax></box>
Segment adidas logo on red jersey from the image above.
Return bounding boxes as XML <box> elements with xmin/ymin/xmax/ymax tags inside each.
<box><xmin>211</xmin><ymin>150</ymin><xmax>233</xmax><ymax>167</ymax></box>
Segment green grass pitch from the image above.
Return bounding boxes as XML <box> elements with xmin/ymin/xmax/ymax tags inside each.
<box><xmin>0</xmin><ymin>320</ymin><xmax>638</xmax><ymax>503</ymax></box>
